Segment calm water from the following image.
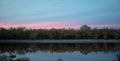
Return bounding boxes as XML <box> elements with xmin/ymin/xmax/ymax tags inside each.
<box><xmin>0</xmin><ymin>42</ymin><xmax>120</xmax><ymax>61</ymax></box>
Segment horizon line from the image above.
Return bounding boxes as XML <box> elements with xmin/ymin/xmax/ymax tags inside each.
<box><xmin>0</xmin><ymin>24</ymin><xmax>120</xmax><ymax>29</ymax></box>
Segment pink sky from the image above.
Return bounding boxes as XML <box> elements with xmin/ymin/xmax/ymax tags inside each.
<box><xmin>0</xmin><ymin>21</ymin><xmax>120</xmax><ymax>29</ymax></box>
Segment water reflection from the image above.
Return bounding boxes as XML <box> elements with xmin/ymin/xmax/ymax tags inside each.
<box><xmin>57</xmin><ymin>58</ymin><xmax>64</xmax><ymax>61</ymax></box>
<box><xmin>0</xmin><ymin>43</ymin><xmax>120</xmax><ymax>61</ymax></box>
<box><xmin>0</xmin><ymin>54</ymin><xmax>30</xmax><ymax>61</ymax></box>
<box><xmin>117</xmin><ymin>54</ymin><xmax>120</xmax><ymax>61</ymax></box>
<box><xmin>0</xmin><ymin>43</ymin><xmax>120</xmax><ymax>54</ymax></box>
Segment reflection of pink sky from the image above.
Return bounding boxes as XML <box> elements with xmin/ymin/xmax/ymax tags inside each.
<box><xmin>0</xmin><ymin>21</ymin><xmax>120</xmax><ymax>29</ymax></box>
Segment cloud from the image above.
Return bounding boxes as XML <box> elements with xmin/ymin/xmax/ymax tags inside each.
<box><xmin>0</xmin><ymin>21</ymin><xmax>79</xmax><ymax>29</ymax></box>
<box><xmin>0</xmin><ymin>21</ymin><xmax>120</xmax><ymax>29</ymax></box>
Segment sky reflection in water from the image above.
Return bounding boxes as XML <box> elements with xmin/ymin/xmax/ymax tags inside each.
<box><xmin>0</xmin><ymin>43</ymin><xmax>120</xmax><ymax>61</ymax></box>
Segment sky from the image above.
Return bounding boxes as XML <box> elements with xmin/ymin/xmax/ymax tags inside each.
<box><xmin>0</xmin><ymin>0</ymin><xmax>120</xmax><ymax>29</ymax></box>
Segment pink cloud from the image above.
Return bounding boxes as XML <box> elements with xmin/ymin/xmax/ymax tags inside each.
<box><xmin>0</xmin><ymin>21</ymin><xmax>80</xmax><ymax>29</ymax></box>
<box><xmin>0</xmin><ymin>21</ymin><xmax>120</xmax><ymax>29</ymax></box>
<box><xmin>88</xmin><ymin>24</ymin><xmax>120</xmax><ymax>29</ymax></box>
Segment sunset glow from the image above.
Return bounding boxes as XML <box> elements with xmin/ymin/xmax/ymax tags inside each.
<box><xmin>0</xmin><ymin>22</ymin><xmax>120</xmax><ymax>29</ymax></box>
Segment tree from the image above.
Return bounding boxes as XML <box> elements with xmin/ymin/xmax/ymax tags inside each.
<box><xmin>93</xmin><ymin>28</ymin><xmax>99</xmax><ymax>39</ymax></box>
<box><xmin>0</xmin><ymin>25</ymin><xmax>120</xmax><ymax>40</ymax></box>
<box><xmin>102</xmin><ymin>28</ymin><xmax>109</xmax><ymax>39</ymax></box>
<box><xmin>80</xmin><ymin>25</ymin><xmax>92</xmax><ymax>39</ymax></box>
<box><xmin>29</xmin><ymin>31</ymin><xmax>38</xmax><ymax>39</ymax></box>
<box><xmin>80</xmin><ymin>25</ymin><xmax>91</xmax><ymax>31</ymax></box>
<box><xmin>114</xmin><ymin>30</ymin><xmax>119</xmax><ymax>39</ymax></box>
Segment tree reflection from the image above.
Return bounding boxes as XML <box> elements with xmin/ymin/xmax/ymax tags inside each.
<box><xmin>0</xmin><ymin>55</ymin><xmax>30</xmax><ymax>61</ymax></box>
<box><xmin>0</xmin><ymin>43</ymin><xmax>120</xmax><ymax>55</ymax></box>
<box><xmin>117</xmin><ymin>54</ymin><xmax>120</xmax><ymax>61</ymax></box>
<box><xmin>57</xmin><ymin>58</ymin><xmax>64</xmax><ymax>61</ymax></box>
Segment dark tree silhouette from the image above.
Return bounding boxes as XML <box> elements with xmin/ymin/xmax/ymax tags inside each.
<box><xmin>0</xmin><ymin>25</ymin><xmax>120</xmax><ymax>39</ymax></box>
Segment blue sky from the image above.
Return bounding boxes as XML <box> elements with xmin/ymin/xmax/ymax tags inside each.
<box><xmin>0</xmin><ymin>0</ymin><xmax>120</xmax><ymax>28</ymax></box>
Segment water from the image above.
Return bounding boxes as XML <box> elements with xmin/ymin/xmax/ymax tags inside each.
<box><xmin>0</xmin><ymin>41</ymin><xmax>120</xmax><ymax>61</ymax></box>
<box><xmin>0</xmin><ymin>39</ymin><xmax>120</xmax><ymax>43</ymax></box>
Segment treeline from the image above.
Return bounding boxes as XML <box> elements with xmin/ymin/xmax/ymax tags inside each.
<box><xmin>0</xmin><ymin>25</ymin><xmax>120</xmax><ymax>39</ymax></box>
